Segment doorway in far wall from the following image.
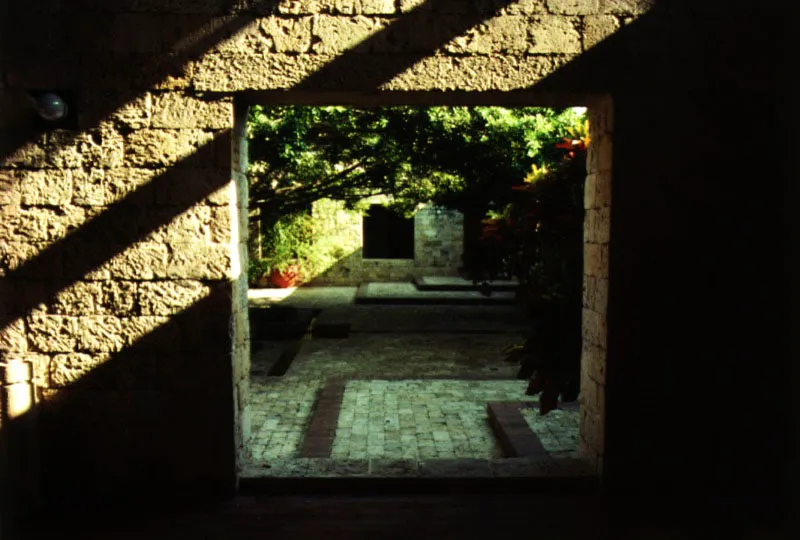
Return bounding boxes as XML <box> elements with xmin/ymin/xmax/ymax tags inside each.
<box><xmin>362</xmin><ymin>204</ymin><xmax>414</xmax><ymax>260</ymax></box>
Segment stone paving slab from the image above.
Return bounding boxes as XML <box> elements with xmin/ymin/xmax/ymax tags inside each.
<box><xmin>356</xmin><ymin>282</ymin><xmax>516</xmax><ymax>305</ymax></box>
<box><xmin>414</xmin><ymin>276</ymin><xmax>519</xmax><ymax>292</ymax></box>
<box><xmin>286</xmin><ymin>334</ymin><xmax>524</xmax><ymax>380</ymax></box>
<box><xmin>249</xmin><ymin>286</ymin><xmax>358</xmax><ymax>309</ymax></box>
<box><xmin>331</xmin><ymin>380</ymin><xmax>536</xmax><ymax>460</ymax></box>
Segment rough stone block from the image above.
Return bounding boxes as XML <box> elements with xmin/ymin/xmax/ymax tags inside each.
<box><xmin>600</xmin><ymin>0</ymin><xmax>652</xmax><ymax>16</ymax></box>
<box><xmin>0</xmin><ymin>241</ymin><xmax>60</xmax><ymax>279</ymax></box>
<box><xmin>505</xmin><ymin>0</ymin><xmax>547</xmax><ymax>15</ymax></box>
<box><xmin>166</xmin><ymin>242</ymin><xmax>231</xmax><ymax>279</ymax></box>
<box><xmin>580</xmin><ymin>367</ymin><xmax>604</xmax><ymax>414</ymax></box>
<box><xmin>20</xmin><ymin>170</ymin><xmax>74</xmax><ymax>206</ymax></box>
<box><xmin>546</xmin><ymin>0</ymin><xmax>598</xmax><ymax>15</ymax></box>
<box><xmin>74</xmin><ymin>316</ymin><xmax>126</xmax><ymax>352</ymax></box>
<box><xmin>399</xmin><ymin>0</ymin><xmax>507</xmax><ymax>13</ymax></box>
<box><xmin>101</xmin><ymin>281</ymin><xmax>139</xmax><ymax>316</ymax></box>
<box><xmin>27</xmin><ymin>313</ymin><xmax>78</xmax><ymax>353</ymax></box>
<box><xmin>582</xmin><ymin>308</ymin><xmax>607</xmax><ymax>349</ymax></box>
<box><xmin>582</xmin><ymin>275</ymin><xmax>608</xmax><ymax>313</ymax></box>
<box><xmin>445</xmin><ymin>15</ymin><xmax>529</xmax><ymax>55</ymax></box>
<box><xmin>312</xmin><ymin>15</ymin><xmax>386</xmax><ymax>54</ymax></box>
<box><xmin>101</xmin><ymin>93</ymin><xmax>152</xmax><ymax>130</ymax></box>
<box><xmin>260</xmin><ymin>16</ymin><xmax>313</xmax><ymax>53</ymax></box>
<box><xmin>125</xmin><ymin>129</ymin><xmax>215</xmax><ymax>167</ymax></box>
<box><xmin>580</xmin><ymin>406</ymin><xmax>604</xmax><ymax>454</ymax></box>
<box><xmin>72</xmin><ymin>169</ymin><xmax>106</xmax><ymax>206</ymax></box>
<box><xmin>0</xmin><ymin>318</ymin><xmax>27</xmax><ymax>353</ymax></box>
<box><xmin>584</xmin><ymin>172</ymin><xmax>598</xmax><ymax>210</ymax></box>
<box><xmin>145</xmin><ymin>206</ymin><xmax>213</xmax><ymax>243</ymax></box>
<box><xmin>583</xmin><ymin>243</ymin><xmax>608</xmax><ymax>278</ymax></box>
<box><xmin>581</xmin><ymin>344</ymin><xmax>606</xmax><ymax>385</ymax></box>
<box><xmin>152</xmin><ymin>93</ymin><xmax>233</xmax><ymax>129</ymax></box>
<box><xmin>0</xmin><ymin>171</ymin><xmax>21</xmax><ymax>206</ymax></box>
<box><xmin>529</xmin><ymin>15</ymin><xmax>581</xmax><ymax>54</ymax></box>
<box><xmin>384</xmin><ymin>54</ymin><xmax>573</xmax><ymax>92</ymax></box>
<box><xmin>105</xmin><ymin>168</ymin><xmax>157</xmax><ymax>205</ymax></box>
<box><xmin>0</xmin><ymin>206</ymin><xmax>20</xmax><ymax>242</ymax></box>
<box><xmin>49</xmin><ymin>281</ymin><xmax>103</xmax><ymax>316</ymax></box>
<box><xmin>154</xmin><ymin>167</ymin><xmax>231</xmax><ymax>206</ymax></box>
<box><xmin>594</xmin><ymin>170</ymin><xmax>611</xmax><ymax>208</ymax></box>
<box><xmin>210</xmin><ymin>206</ymin><xmax>232</xmax><ymax>243</ymax></box>
<box><xmin>43</xmin><ymin>127</ymin><xmax>125</xmax><ymax>169</ymax></box>
<box><xmin>585</xmin><ymin>207</ymin><xmax>610</xmax><ymax>244</ymax></box>
<box><xmin>106</xmin><ymin>242</ymin><xmax>169</xmax><ymax>280</ymax></box>
<box><xmin>583</xmin><ymin>14</ymin><xmax>620</xmax><ymax>49</ymax></box>
<box><xmin>2</xmin><ymin>134</ymin><xmax>49</xmax><ymax>168</ymax></box>
<box><xmin>49</xmin><ymin>352</ymin><xmax>108</xmax><ymax>388</ymax></box>
<box><xmin>15</xmin><ymin>206</ymin><xmax>87</xmax><ymax>243</ymax></box>
<box><xmin>121</xmin><ymin>316</ymin><xmax>176</xmax><ymax>348</ymax></box>
<box><xmin>139</xmin><ymin>280</ymin><xmax>211</xmax><ymax>315</ymax></box>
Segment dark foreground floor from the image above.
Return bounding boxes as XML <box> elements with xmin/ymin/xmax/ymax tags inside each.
<box><xmin>17</xmin><ymin>491</ymin><xmax>792</xmax><ymax>540</ymax></box>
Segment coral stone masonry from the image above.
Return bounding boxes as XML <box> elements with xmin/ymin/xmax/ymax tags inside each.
<box><xmin>0</xmin><ymin>0</ymin><xmax>787</xmax><ymax>527</ymax></box>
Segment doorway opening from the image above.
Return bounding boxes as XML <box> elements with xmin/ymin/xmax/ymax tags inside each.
<box><xmin>234</xmin><ymin>97</ymin><xmax>611</xmax><ymax>483</ymax></box>
<box><xmin>362</xmin><ymin>205</ymin><xmax>415</xmax><ymax>260</ymax></box>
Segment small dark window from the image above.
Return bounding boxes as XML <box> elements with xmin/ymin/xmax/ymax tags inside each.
<box><xmin>362</xmin><ymin>205</ymin><xmax>414</xmax><ymax>259</ymax></box>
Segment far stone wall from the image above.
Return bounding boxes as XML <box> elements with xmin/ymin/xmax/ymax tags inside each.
<box><xmin>309</xmin><ymin>198</ymin><xmax>464</xmax><ymax>284</ymax></box>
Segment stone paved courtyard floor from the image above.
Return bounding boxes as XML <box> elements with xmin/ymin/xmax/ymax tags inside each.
<box><xmin>245</xmin><ymin>284</ymin><xmax>584</xmax><ymax>478</ymax></box>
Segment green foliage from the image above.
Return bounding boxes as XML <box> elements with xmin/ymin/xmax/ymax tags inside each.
<box><xmin>247</xmin><ymin>105</ymin><xmax>586</xmax><ymax>221</ymax></box>
<box><xmin>249</xmin><ymin>211</ymin><xmax>318</xmax><ymax>285</ymax></box>
<box><xmin>464</xmin><ymin>129</ymin><xmax>590</xmax><ymax>414</ymax></box>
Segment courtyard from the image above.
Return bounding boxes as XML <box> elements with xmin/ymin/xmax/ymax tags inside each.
<box><xmin>244</xmin><ymin>280</ymin><xmax>585</xmax><ymax>479</ymax></box>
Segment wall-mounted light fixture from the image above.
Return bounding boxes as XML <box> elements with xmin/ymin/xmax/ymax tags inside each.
<box><xmin>25</xmin><ymin>91</ymin><xmax>70</xmax><ymax>122</ymax></box>
<box><xmin>33</xmin><ymin>92</ymin><xmax>69</xmax><ymax>121</ymax></box>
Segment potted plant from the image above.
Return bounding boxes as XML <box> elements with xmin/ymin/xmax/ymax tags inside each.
<box><xmin>257</xmin><ymin>211</ymin><xmax>317</xmax><ymax>288</ymax></box>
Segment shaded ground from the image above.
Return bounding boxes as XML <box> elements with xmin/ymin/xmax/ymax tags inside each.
<box><xmin>246</xmin><ymin>283</ymin><xmax>582</xmax><ymax>478</ymax></box>
<box><xmin>287</xmin><ymin>334</ymin><xmax>522</xmax><ymax>379</ymax></box>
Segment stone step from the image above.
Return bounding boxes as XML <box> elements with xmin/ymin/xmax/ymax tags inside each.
<box><xmin>413</xmin><ymin>276</ymin><xmax>519</xmax><ymax>292</ymax></box>
<box><xmin>240</xmin><ymin>456</ymin><xmax>594</xmax><ymax>484</ymax></box>
<box><xmin>355</xmin><ymin>282</ymin><xmax>516</xmax><ymax>306</ymax></box>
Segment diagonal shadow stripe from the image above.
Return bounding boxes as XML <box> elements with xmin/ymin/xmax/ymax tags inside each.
<box><xmin>1</xmin><ymin>131</ymin><xmax>232</xmax><ymax>333</ymax></box>
<box><xmin>296</xmin><ymin>0</ymin><xmax>520</xmax><ymax>91</ymax></box>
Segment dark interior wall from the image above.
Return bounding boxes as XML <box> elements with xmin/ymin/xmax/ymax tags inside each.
<box><xmin>534</xmin><ymin>1</ymin><xmax>787</xmax><ymax>511</ymax></box>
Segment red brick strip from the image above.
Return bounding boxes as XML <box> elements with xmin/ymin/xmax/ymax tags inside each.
<box><xmin>299</xmin><ymin>379</ymin><xmax>347</xmax><ymax>458</ymax></box>
<box><xmin>487</xmin><ymin>401</ymin><xmax>548</xmax><ymax>458</ymax></box>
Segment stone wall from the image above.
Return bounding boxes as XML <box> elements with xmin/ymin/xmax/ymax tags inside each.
<box><xmin>0</xmin><ymin>0</ymin><xmax>786</xmax><ymax>520</ymax></box>
<box><xmin>309</xmin><ymin>198</ymin><xmax>463</xmax><ymax>284</ymax></box>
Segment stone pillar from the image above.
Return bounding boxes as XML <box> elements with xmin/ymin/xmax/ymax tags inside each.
<box><xmin>0</xmin><ymin>354</ymin><xmax>42</xmax><ymax>525</ymax></box>
<box><xmin>580</xmin><ymin>96</ymin><xmax>612</xmax><ymax>475</ymax></box>
<box><xmin>231</xmin><ymin>104</ymin><xmax>252</xmax><ymax>474</ymax></box>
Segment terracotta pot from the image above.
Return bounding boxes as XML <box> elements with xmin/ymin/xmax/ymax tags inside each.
<box><xmin>270</xmin><ymin>265</ymin><xmax>301</xmax><ymax>288</ymax></box>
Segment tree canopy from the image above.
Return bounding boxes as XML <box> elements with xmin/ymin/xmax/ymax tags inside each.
<box><xmin>246</xmin><ymin>105</ymin><xmax>586</xmax><ymax>221</ymax></box>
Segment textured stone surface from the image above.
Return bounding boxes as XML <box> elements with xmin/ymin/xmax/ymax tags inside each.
<box><xmin>0</xmin><ymin>0</ymin><xmax>649</xmax><ymax>502</ymax></box>
<box><xmin>546</xmin><ymin>0</ymin><xmax>598</xmax><ymax>14</ymax></box>
<box><xmin>309</xmin><ymin>199</ymin><xmax>463</xmax><ymax>285</ymax></box>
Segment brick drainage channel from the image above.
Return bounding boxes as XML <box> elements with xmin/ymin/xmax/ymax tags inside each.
<box><xmin>245</xmin><ymin>303</ymin><xmax>588</xmax><ymax>483</ymax></box>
